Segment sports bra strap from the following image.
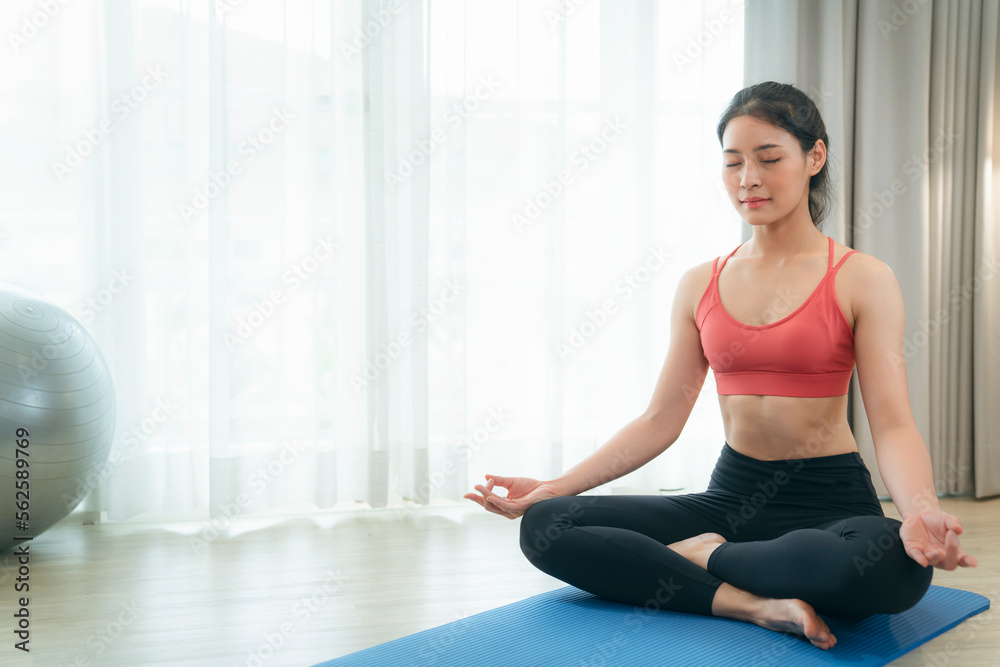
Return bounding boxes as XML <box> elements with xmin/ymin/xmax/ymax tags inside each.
<box><xmin>717</xmin><ymin>242</ymin><xmax>744</xmax><ymax>274</ymax></box>
<box><xmin>717</xmin><ymin>237</ymin><xmax>855</xmax><ymax>275</ymax></box>
<box><xmin>833</xmin><ymin>248</ymin><xmax>859</xmax><ymax>272</ymax></box>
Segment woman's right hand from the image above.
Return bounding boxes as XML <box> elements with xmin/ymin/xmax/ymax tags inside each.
<box><xmin>463</xmin><ymin>475</ymin><xmax>561</xmax><ymax>519</ymax></box>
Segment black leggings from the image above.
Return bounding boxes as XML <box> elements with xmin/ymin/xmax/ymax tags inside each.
<box><xmin>519</xmin><ymin>443</ymin><xmax>933</xmax><ymax>620</ymax></box>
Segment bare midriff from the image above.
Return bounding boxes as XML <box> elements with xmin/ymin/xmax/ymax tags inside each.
<box><xmin>719</xmin><ymin>393</ymin><xmax>858</xmax><ymax>461</ymax></box>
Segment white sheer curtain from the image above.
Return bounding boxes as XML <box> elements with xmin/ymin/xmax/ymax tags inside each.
<box><xmin>0</xmin><ymin>0</ymin><xmax>743</xmax><ymax>524</ymax></box>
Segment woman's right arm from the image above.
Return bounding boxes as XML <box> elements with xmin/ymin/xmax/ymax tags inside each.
<box><xmin>466</xmin><ymin>261</ymin><xmax>713</xmax><ymax>515</ymax></box>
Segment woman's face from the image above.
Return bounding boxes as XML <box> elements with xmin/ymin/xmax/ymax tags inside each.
<box><xmin>720</xmin><ymin>115</ymin><xmax>825</xmax><ymax>226</ymax></box>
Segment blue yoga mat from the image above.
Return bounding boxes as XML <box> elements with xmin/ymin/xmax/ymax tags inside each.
<box><xmin>313</xmin><ymin>585</ymin><xmax>990</xmax><ymax>667</ymax></box>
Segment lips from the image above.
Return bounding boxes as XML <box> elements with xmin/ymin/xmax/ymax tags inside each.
<box><xmin>741</xmin><ymin>197</ymin><xmax>770</xmax><ymax>209</ymax></box>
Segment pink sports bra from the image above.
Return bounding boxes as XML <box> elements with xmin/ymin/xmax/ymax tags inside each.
<box><xmin>695</xmin><ymin>236</ymin><xmax>858</xmax><ymax>397</ymax></box>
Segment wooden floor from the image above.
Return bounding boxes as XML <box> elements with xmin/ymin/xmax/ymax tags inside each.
<box><xmin>0</xmin><ymin>496</ymin><xmax>997</xmax><ymax>666</ymax></box>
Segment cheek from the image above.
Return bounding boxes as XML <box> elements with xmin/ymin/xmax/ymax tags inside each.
<box><xmin>722</xmin><ymin>169</ymin><xmax>740</xmax><ymax>191</ymax></box>
<box><xmin>772</xmin><ymin>165</ymin><xmax>807</xmax><ymax>192</ymax></box>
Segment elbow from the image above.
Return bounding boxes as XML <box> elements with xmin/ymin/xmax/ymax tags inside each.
<box><xmin>639</xmin><ymin>411</ymin><xmax>680</xmax><ymax>454</ymax></box>
<box><xmin>871</xmin><ymin>421</ymin><xmax>924</xmax><ymax>452</ymax></box>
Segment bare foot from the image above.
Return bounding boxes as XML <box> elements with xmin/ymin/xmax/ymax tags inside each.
<box><xmin>671</xmin><ymin>538</ymin><xmax>837</xmax><ymax>650</ymax></box>
<box><xmin>755</xmin><ymin>597</ymin><xmax>837</xmax><ymax>650</ymax></box>
<box><xmin>712</xmin><ymin>583</ymin><xmax>836</xmax><ymax>650</ymax></box>
<box><xmin>667</xmin><ymin>532</ymin><xmax>726</xmax><ymax>569</ymax></box>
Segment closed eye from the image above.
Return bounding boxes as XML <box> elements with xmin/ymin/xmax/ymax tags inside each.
<box><xmin>725</xmin><ymin>158</ymin><xmax>780</xmax><ymax>167</ymax></box>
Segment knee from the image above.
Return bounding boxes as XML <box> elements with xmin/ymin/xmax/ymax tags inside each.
<box><xmin>518</xmin><ymin>497</ymin><xmax>575</xmax><ymax>562</ymax></box>
<box><xmin>889</xmin><ymin>562</ymin><xmax>933</xmax><ymax>613</ymax></box>
<box><xmin>841</xmin><ymin>521</ymin><xmax>933</xmax><ymax>617</ymax></box>
<box><xmin>840</xmin><ymin>561</ymin><xmax>931</xmax><ymax>619</ymax></box>
<box><xmin>869</xmin><ymin>547</ymin><xmax>933</xmax><ymax>614</ymax></box>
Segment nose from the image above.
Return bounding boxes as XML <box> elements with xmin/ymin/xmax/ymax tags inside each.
<box><xmin>740</xmin><ymin>163</ymin><xmax>761</xmax><ymax>190</ymax></box>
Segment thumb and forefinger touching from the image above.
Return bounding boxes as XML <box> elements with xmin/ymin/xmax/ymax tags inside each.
<box><xmin>463</xmin><ymin>475</ymin><xmax>520</xmax><ymax>519</ymax></box>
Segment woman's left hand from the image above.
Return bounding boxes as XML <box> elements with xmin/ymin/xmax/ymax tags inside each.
<box><xmin>900</xmin><ymin>510</ymin><xmax>978</xmax><ymax>570</ymax></box>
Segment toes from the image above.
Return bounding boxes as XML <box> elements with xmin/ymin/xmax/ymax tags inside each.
<box><xmin>792</xmin><ymin>601</ymin><xmax>835</xmax><ymax>649</ymax></box>
<box><xmin>806</xmin><ymin>628</ymin><xmax>835</xmax><ymax>650</ymax></box>
<box><xmin>810</xmin><ymin>625</ymin><xmax>835</xmax><ymax>650</ymax></box>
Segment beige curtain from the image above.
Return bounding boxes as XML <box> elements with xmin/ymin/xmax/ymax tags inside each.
<box><xmin>743</xmin><ymin>0</ymin><xmax>1000</xmax><ymax>498</ymax></box>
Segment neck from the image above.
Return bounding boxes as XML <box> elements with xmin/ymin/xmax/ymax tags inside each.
<box><xmin>745</xmin><ymin>207</ymin><xmax>826</xmax><ymax>259</ymax></box>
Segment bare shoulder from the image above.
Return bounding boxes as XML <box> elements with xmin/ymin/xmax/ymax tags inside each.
<box><xmin>835</xmin><ymin>242</ymin><xmax>897</xmax><ymax>284</ymax></box>
<box><xmin>676</xmin><ymin>258</ymin><xmax>717</xmax><ymax>320</ymax></box>
<box><xmin>681</xmin><ymin>257</ymin><xmax>717</xmax><ymax>288</ymax></box>
<box><xmin>833</xmin><ymin>242</ymin><xmax>901</xmax><ymax>321</ymax></box>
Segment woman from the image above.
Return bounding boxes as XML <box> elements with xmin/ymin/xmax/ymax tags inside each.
<box><xmin>464</xmin><ymin>81</ymin><xmax>978</xmax><ymax>650</ymax></box>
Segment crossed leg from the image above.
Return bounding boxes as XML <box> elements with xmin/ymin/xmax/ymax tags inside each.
<box><xmin>669</xmin><ymin>533</ymin><xmax>836</xmax><ymax>648</ymax></box>
<box><xmin>519</xmin><ymin>496</ymin><xmax>932</xmax><ymax>650</ymax></box>
<box><xmin>703</xmin><ymin>515</ymin><xmax>933</xmax><ymax>619</ymax></box>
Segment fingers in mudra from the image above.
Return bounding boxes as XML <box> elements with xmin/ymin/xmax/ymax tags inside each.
<box><xmin>464</xmin><ymin>477</ymin><xmax>514</xmax><ymax>517</ymax></box>
<box><xmin>902</xmin><ymin>514</ymin><xmax>976</xmax><ymax>570</ymax></box>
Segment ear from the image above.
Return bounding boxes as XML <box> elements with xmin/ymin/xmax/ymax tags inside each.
<box><xmin>807</xmin><ymin>139</ymin><xmax>827</xmax><ymax>176</ymax></box>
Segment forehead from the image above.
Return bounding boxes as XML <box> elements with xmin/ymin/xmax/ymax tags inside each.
<box><xmin>721</xmin><ymin>116</ymin><xmax>792</xmax><ymax>151</ymax></box>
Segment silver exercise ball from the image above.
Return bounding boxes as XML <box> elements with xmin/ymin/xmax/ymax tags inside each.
<box><xmin>0</xmin><ymin>284</ymin><xmax>115</xmax><ymax>551</ymax></box>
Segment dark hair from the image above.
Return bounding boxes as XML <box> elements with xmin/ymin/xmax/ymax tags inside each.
<box><xmin>716</xmin><ymin>81</ymin><xmax>834</xmax><ymax>226</ymax></box>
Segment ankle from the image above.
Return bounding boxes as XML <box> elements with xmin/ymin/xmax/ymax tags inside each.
<box><xmin>711</xmin><ymin>583</ymin><xmax>766</xmax><ymax>622</ymax></box>
<box><xmin>668</xmin><ymin>533</ymin><xmax>727</xmax><ymax>570</ymax></box>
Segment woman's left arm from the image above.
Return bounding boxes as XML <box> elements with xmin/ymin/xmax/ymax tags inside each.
<box><xmin>850</xmin><ymin>255</ymin><xmax>977</xmax><ymax>570</ymax></box>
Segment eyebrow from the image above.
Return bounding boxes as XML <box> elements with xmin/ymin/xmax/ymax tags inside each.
<box><xmin>722</xmin><ymin>143</ymin><xmax>783</xmax><ymax>154</ymax></box>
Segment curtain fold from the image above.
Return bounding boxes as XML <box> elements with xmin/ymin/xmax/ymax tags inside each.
<box><xmin>972</xmin><ymin>0</ymin><xmax>1000</xmax><ymax>497</ymax></box>
<box><xmin>360</xmin><ymin>0</ymin><xmax>432</xmax><ymax>508</ymax></box>
<box><xmin>743</xmin><ymin>0</ymin><xmax>1000</xmax><ymax>498</ymax></box>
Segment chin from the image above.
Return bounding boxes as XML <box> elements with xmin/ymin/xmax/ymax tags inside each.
<box><xmin>735</xmin><ymin>205</ymin><xmax>790</xmax><ymax>227</ymax></box>
<box><xmin>732</xmin><ymin>210</ymin><xmax>775</xmax><ymax>226</ymax></box>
